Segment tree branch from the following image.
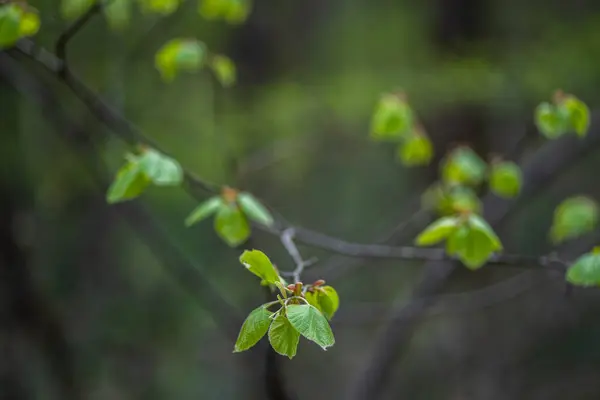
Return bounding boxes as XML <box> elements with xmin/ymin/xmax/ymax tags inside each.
<box><xmin>11</xmin><ymin>39</ymin><xmax>576</xmax><ymax>275</ymax></box>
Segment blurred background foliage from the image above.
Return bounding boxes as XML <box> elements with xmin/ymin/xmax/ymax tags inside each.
<box><xmin>4</xmin><ymin>0</ymin><xmax>600</xmax><ymax>399</ymax></box>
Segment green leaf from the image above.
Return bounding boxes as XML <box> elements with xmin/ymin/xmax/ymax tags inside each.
<box><xmin>415</xmin><ymin>216</ymin><xmax>460</xmax><ymax>246</ymax></box>
<box><xmin>563</xmin><ymin>96</ymin><xmax>590</xmax><ymax>137</ymax></box>
<box><xmin>566</xmin><ymin>248</ymin><xmax>600</xmax><ymax>287</ymax></box>
<box><xmin>535</xmin><ymin>102</ymin><xmax>568</xmax><ymax>139</ymax></box>
<box><xmin>550</xmin><ymin>196</ymin><xmax>599</xmax><ymax>244</ymax></box>
<box><xmin>268</xmin><ymin>314</ymin><xmax>300</xmax><ymax>359</ymax></box>
<box><xmin>19</xmin><ymin>10</ymin><xmax>40</xmax><ymax>37</ymax></box>
<box><xmin>185</xmin><ymin>196</ymin><xmax>224</xmax><ymax>227</ymax></box>
<box><xmin>239</xmin><ymin>249</ymin><xmax>281</xmax><ymax>285</ymax></box>
<box><xmin>138</xmin><ymin>148</ymin><xmax>183</xmax><ymax>186</ymax></box>
<box><xmin>0</xmin><ymin>5</ymin><xmax>23</xmax><ymax>48</ymax></box>
<box><xmin>286</xmin><ymin>304</ymin><xmax>334</xmax><ymax>350</ymax></box>
<box><xmin>237</xmin><ymin>192</ymin><xmax>274</xmax><ymax>226</ymax></box>
<box><xmin>233</xmin><ymin>306</ymin><xmax>273</xmax><ymax>352</ymax></box>
<box><xmin>421</xmin><ymin>184</ymin><xmax>481</xmax><ymax>216</ymax></box>
<box><xmin>306</xmin><ymin>286</ymin><xmax>339</xmax><ymax>320</ymax></box>
<box><xmin>199</xmin><ymin>0</ymin><xmax>251</xmax><ymax>23</ymax></box>
<box><xmin>214</xmin><ymin>203</ymin><xmax>250</xmax><ymax>246</ymax></box>
<box><xmin>489</xmin><ymin>161</ymin><xmax>522</xmax><ymax>198</ymax></box>
<box><xmin>370</xmin><ymin>94</ymin><xmax>413</xmax><ymax>141</ymax></box>
<box><xmin>469</xmin><ymin>214</ymin><xmax>502</xmax><ymax>249</ymax></box>
<box><xmin>106</xmin><ymin>161</ymin><xmax>150</xmax><ymax>204</ymax></box>
<box><xmin>210</xmin><ymin>54</ymin><xmax>236</xmax><ymax>87</ymax></box>
<box><xmin>155</xmin><ymin>39</ymin><xmax>206</xmax><ymax>82</ymax></box>
<box><xmin>441</xmin><ymin>147</ymin><xmax>487</xmax><ymax>187</ymax></box>
<box><xmin>445</xmin><ymin>218</ymin><xmax>502</xmax><ymax>270</ymax></box>
<box><xmin>397</xmin><ymin>132</ymin><xmax>433</xmax><ymax>166</ymax></box>
<box><xmin>104</xmin><ymin>0</ymin><xmax>131</xmax><ymax>30</ymax></box>
<box><xmin>60</xmin><ymin>0</ymin><xmax>94</xmax><ymax>20</ymax></box>
<box><xmin>138</xmin><ymin>0</ymin><xmax>180</xmax><ymax>14</ymax></box>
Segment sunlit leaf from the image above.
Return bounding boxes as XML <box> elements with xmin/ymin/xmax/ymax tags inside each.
<box><xmin>563</xmin><ymin>96</ymin><xmax>590</xmax><ymax>137</ymax></box>
<box><xmin>444</xmin><ymin>216</ymin><xmax>502</xmax><ymax>270</ymax></box>
<box><xmin>489</xmin><ymin>161</ymin><xmax>522</xmax><ymax>198</ymax></box>
<box><xmin>138</xmin><ymin>0</ymin><xmax>180</xmax><ymax>15</ymax></box>
<box><xmin>370</xmin><ymin>93</ymin><xmax>413</xmax><ymax>141</ymax></box>
<box><xmin>535</xmin><ymin>102</ymin><xmax>568</xmax><ymax>139</ymax></box>
<box><xmin>209</xmin><ymin>54</ymin><xmax>236</xmax><ymax>87</ymax></box>
<box><xmin>234</xmin><ymin>306</ymin><xmax>273</xmax><ymax>352</ymax></box>
<box><xmin>199</xmin><ymin>0</ymin><xmax>251</xmax><ymax>23</ymax></box>
<box><xmin>155</xmin><ymin>39</ymin><xmax>206</xmax><ymax>82</ymax></box>
<box><xmin>106</xmin><ymin>160</ymin><xmax>150</xmax><ymax>203</ymax></box>
<box><xmin>0</xmin><ymin>5</ymin><xmax>23</xmax><ymax>48</ymax></box>
<box><xmin>421</xmin><ymin>184</ymin><xmax>482</xmax><ymax>216</ymax></box>
<box><xmin>468</xmin><ymin>214</ymin><xmax>502</xmax><ymax>249</ymax></box>
<box><xmin>237</xmin><ymin>192</ymin><xmax>273</xmax><ymax>226</ymax></box>
<box><xmin>306</xmin><ymin>286</ymin><xmax>339</xmax><ymax>320</ymax></box>
<box><xmin>441</xmin><ymin>146</ymin><xmax>487</xmax><ymax>187</ymax></box>
<box><xmin>566</xmin><ymin>247</ymin><xmax>600</xmax><ymax>287</ymax></box>
<box><xmin>397</xmin><ymin>131</ymin><xmax>433</xmax><ymax>166</ymax></box>
<box><xmin>239</xmin><ymin>249</ymin><xmax>281</xmax><ymax>285</ymax></box>
<box><xmin>214</xmin><ymin>203</ymin><xmax>250</xmax><ymax>246</ymax></box>
<box><xmin>138</xmin><ymin>148</ymin><xmax>183</xmax><ymax>186</ymax></box>
<box><xmin>550</xmin><ymin>196</ymin><xmax>599</xmax><ymax>244</ymax></box>
<box><xmin>415</xmin><ymin>216</ymin><xmax>460</xmax><ymax>246</ymax></box>
<box><xmin>185</xmin><ymin>196</ymin><xmax>224</xmax><ymax>226</ymax></box>
<box><xmin>19</xmin><ymin>10</ymin><xmax>40</xmax><ymax>37</ymax></box>
<box><xmin>286</xmin><ymin>304</ymin><xmax>335</xmax><ymax>350</ymax></box>
<box><xmin>268</xmin><ymin>314</ymin><xmax>300</xmax><ymax>359</ymax></box>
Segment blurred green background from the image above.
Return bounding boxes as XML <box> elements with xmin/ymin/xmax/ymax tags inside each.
<box><xmin>4</xmin><ymin>0</ymin><xmax>600</xmax><ymax>399</ymax></box>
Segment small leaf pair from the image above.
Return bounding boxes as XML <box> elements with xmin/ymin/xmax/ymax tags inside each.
<box><xmin>396</xmin><ymin>129</ymin><xmax>434</xmax><ymax>167</ymax></box>
<box><xmin>416</xmin><ymin>213</ymin><xmax>503</xmax><ymax>269</ymax></box>
<box><xmin>234</xmin><ymin>302</ymin><xmax>335</xmax><ymax>359</ymax></box>
<box><xmin>489</xmin><ymin>160</ymin><xmax>522</xmax><ymax>199</ymax></box>
<box><xmin>535</xmin><ymin>91</ymin><xmax>590</xmax><ymax>139</ymax></box>
<box><xmin>550</xmin><ymin>196</ymin><xmax>599</xmax><ymax>244</ymax></box>
<box><xmin>155</xmin><ymin>39</ymin><xmax>206</xmax><ymax>82</ymax></box>
<box><xmin>107</xmin><ymin>148</ymin><xmax>183</xmax><ymax>203</ymax></box>
<box><xmin>0</xmin><ymin>3</ymin><xmax>40</xmax><ymax>49</ymax></box>
<box><xmin>186</xmin><ymin>193</ymin><xmax>273</xmax><ymax>247</ymax></box>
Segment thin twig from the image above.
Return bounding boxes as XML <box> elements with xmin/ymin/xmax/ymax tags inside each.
<box><xmin>55</xmin><ymin>2</ymin><xmax>103</xmax><ymax>73</ymax></box>
<box><xmin>280</xmin><ymin>228</ymin><xmax>317</xmax><ymax>283</ymax></box>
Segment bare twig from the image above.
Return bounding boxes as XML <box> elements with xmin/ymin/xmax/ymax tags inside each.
<box><xmin>279</xmin><ymin>228</ymin><xmax>317</xmax><ymax>283</ymax></box>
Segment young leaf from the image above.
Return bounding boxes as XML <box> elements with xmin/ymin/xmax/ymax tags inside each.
<box><xmin>563</xmin><ymin>96</ymin><xmax>590</xmax><ymax>137</ymax></box>
<box><xmin>306</xmin><ymin>286</ymin><xmax>340</xmax><ymax>320</ymax></box>
<box><xmin>138</xmin><ymin>0</ymin><xmax>180</xmax><ymax>15</ymax></box>
<box><xmin>489</xmin><ymin>161</ymin><xmax>522</xmax><ymax>198</ymax></box>
<box><xmin>415</xmin><ymin>216</ymin><xmax>460</xmax><ymax>246</ymax></box>
<box><xmin>535</xmin><ymin>102</ymin><xmax>567</xmax><ymax>139</ymax></box>
<box><xmin>566</xmin><ymin>248</ymin><xmax>600</xmax><ymax>287</ymax></box>
<box><xmin>397</xmin><ymin>131</ymin><xmax>433</xmax><ymax>166</ymax></box>
<box><xmin>268</xmin><ymin>314</ymin><xmax>300</xmax><ymax>359</ymax></box>
<box><xmin>550</xmin><ymin>196</ymin><xmax>599</xmax><ymax>244</ymax></box>
<box><xmin>138</xmin><ymin>148</ymin><xmax>183</xmax><ymax>186</ymax></box>
<box><xmin>370</xmin><ymin>93</ymin><xmax>413</xmax><ymax>141</ymax></box>
<box><xmin>19</xmin><ymin>10</ymin><xmax>40</xmax><ymax>37</ymax></box>
<box><xmin>0</xmin><ymin>5</ymin><xmax>23</xmax><ymax>48</ymax></box>
<box><xmin>286</xmin><ymin>304</ymin><xmax>335</xmax><ymax>350</ymax></box>
<box><xmin>210</xmin><ymin>54</ymin><xmax>236</xmax><ymax>87</ymax></box>
<box><xmin>441</xmin><ymin>146</ymin><xmax>487</xmax><ymax>186</ymax></box>
<box><xmin>468</xmin><ymin>214</ymin><xmax>502</xmax><ymax>250</ymax></box>
<box><xmin>447</xmin><ymin>226</ymin><xmax>498</xmax><ymax>270</ymax></box>
<box><xmin>214</xmin><ymin>203</ymin><xmax>250</xmax><ymax>246</ymax></box>
<box><xmin>421</xmin><ymin>184</ymin><xmax>481</xmax><ymax>216</ymax></box>
<box><xmin>155</xmin><ymin>39</ymin><xmax>206</xmax><ymax>82</ymax></box>
<box><xmin>239</xmin><ymin>249</ymin><xmax>280</xmax><ymax>285</ymax></box>
<box><xmin>237</xmin><ymin>192</ymin><xmax>274</xmax><ymax>226</ymax></box>
<box><xmin>106</xmin><ymin>161</ymin><xmax>150</xmax><ymax>204</ymax></box>
<box><xmin>185</xmin><ymin>196</ymin><xmax>224</xmax><ymax>227</ymax></box>
<box><xmin>233</xmin><ymin>306</ymin><xmax>273</xmax><ymax>352</ymax></box>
